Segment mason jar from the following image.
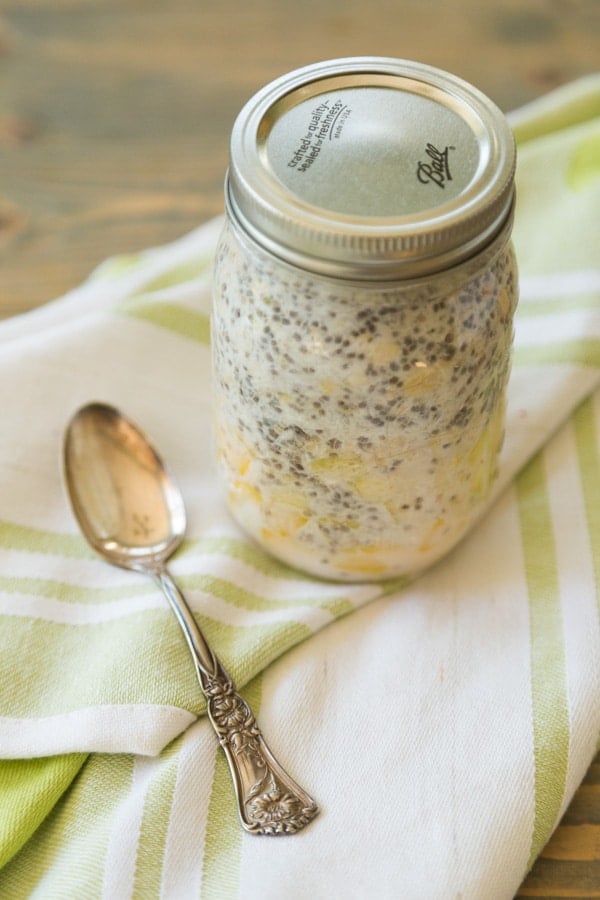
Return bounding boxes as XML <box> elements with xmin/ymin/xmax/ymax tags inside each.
<box><xmin>212</xmin><ymin>57</ymin><xmax>518</xmax><ymax>581</ymax></box>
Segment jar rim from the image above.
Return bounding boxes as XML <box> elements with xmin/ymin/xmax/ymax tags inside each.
<box><xmin>225</xmin><ymin>187</ymin><xmax>516</xmax><ymax>290</ymax></box>
<box><xmin>227</xmin><ymin>57</ymin><xmax>516</xmax><ymax>280</ymax></box>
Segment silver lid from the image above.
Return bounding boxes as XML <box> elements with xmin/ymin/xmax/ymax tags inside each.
<box><xmin>227</xmin><ymin>57</ymin><xmax>516</xmax><ymax>280</ymax></box>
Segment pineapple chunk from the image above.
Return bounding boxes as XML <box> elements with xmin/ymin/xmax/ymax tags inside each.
<box><xmin>229</xmin><ymin>479</ymin><xmax>262</xmax><ymax>505</ymax></box>
<box><xmin>310</xmin><ymin>455</ymin><xmax>362</xmax><ymax>481</ymax></box>
<box><xmin>217</xmin><ymin>423</ymin><xmax>254</xmax><ymax>477</ymax></box>
<box><xmin>262</xmin><ymin>511</ymin><xmax>308</xmax><ymax>541</ymax></box>
<box><xmin>497</xmin><ymin>287</ymin><xmax>512</xmax><ymax>317</ymax></box>
<box><xmin>371</xmin><ymin>339</ymin><xmax>401</xmax><ymax>365</ymax></box>
<box><xmin>403</xmin><ymin>363</ymin><xmax>442</xmax><ymax>396</ymax></box>
<box><xmin>332</xmin><ymin>543</ymin><xmax>404</xmax><ymax>577</ymax></box>
<box><xmin>353</xmin><ymin>471</ymin><xmax>395</xmax><ymax>504</ymax></box>
<box><xmin>466</xmin><ymin>404</ymin><xmax>504</xmax><ymax>499</ymax></box>
<box><xmin>417</xmin><ymin>517</ymin><xmax>446</xmax><ymax>554</ymax></box>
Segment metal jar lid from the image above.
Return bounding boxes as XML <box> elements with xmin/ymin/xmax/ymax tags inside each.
<box><xmin>226</xmin><ymin>57</ymin><xmax>516</xmax><ymax>280</ymax></box>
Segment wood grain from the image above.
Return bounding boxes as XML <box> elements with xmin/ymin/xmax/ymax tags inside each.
<box><xmin>1</xmin><ymin>0</ymin><xmax>599</xmax><ymax>315</ymax></box>
<box><xmin>0</xmin><ymin>2</ymin><xmax>599</xmax><ymax>896</ymax></box>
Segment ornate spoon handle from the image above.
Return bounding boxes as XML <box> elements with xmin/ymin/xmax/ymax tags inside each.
<box><xmin>203</xmin><ymin>666</ymin><xmax>318</xmax><ymax>834</ymax></box>
<box><xmin>153</xmin><ymin>567</ymin><xmax>318</xmax><ymax>834</ymax></box>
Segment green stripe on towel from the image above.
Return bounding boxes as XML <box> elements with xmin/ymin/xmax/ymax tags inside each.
<box><xmin>0</xmin><ymin>521</ymin><xmax>90</xmax><ymax>558</ymax></box>
<box><xmin>573</xmin><ymin>397</ymin><xmax>600</xmax><ymax>613</ymax></box>
<box><xmin>132</xmin><ymin>743</ymin><xmax>181</xmax><ymax>899</ymax></box>
<box><xmin>0</xmin><ymin>754</ymin><xmax>88</xmax><ymax>870</ymax></box>
<box><xmin>117</xmin><ymin>300</ymin><xmax>210</xmax><ymax>344</ymax></box>
<box><xmin>516</xmin><ymin>452</ymin><xmax>570</xmax><ymax>869</ymax></box>
<box><xmin>514</xmin><ymin>338</ymin><xmax>600</xmax><ymax>368</ymax></box>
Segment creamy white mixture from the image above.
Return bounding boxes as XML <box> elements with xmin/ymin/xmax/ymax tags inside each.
<box><xmin>212</xmin><ymin>221</ymin><xmax>518</xmax><ymax>581</ymax></box>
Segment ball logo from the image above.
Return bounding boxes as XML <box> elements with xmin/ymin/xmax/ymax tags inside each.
<box><xmin>416</xmin><ymin>143</ymin><xmax>455</xmax><ymax>189</ymax></box>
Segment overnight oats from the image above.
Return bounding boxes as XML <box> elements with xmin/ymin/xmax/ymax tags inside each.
<box><xmin>212</xmin><ymin>57</ymin><xmax>518</xmax><ymax>581</ymax></box>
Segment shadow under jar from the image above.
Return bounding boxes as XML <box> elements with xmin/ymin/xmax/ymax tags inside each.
<box><xmin>212</xmin><ymin>57</ymin><xmax>518</xmax><ymax>582</ymax></box>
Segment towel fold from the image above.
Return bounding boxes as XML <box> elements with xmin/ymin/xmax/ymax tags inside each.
<box><xmin>0</xmin><ymin>76</ymin><xmax>598</xmax><ymax>898</ymax></box>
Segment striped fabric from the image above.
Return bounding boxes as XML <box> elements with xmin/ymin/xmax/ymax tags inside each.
<box><xmin>0</xmin><ymin>77</ymin><xmax>599</xmax><ymax>898</ymax></box>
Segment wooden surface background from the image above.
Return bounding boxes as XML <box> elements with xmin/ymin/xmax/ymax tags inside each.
<box><xmin>0</xmin><ymin>1</ymin><xmax>598</xmax><ymax>895</ymax></box>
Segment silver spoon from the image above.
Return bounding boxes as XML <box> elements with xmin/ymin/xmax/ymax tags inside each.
<box><xmin>63</xmin><ymin>401</ymin><xmax>318</xmax><ymax>835</ymax></box>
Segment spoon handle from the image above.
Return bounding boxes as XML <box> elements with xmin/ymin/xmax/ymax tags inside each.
<box><xmin>153</xmin><ymin>567</ymin><xmax>318</xmax><ymax>835</ymax></box>
<box><xmin>153</xmin><ymin>568</ymin><xmax>218</xmax><ymax>679</ymax></box>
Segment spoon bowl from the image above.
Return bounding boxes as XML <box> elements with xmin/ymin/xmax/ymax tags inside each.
<box><xmin>64</xmin><ymin>402</ymin><xmax>185</xmax><ymax>568</ymax></box>
<box><xmin>63</xmin><ymin>401</ymin><xmax>318</xmax><ymax>835</ymax></box>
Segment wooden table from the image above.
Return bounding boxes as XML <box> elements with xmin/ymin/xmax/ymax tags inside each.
<box><xmin>1</xmin><ymin>2</ymin><xmax>598</xmax><ymax>895</ymax></box>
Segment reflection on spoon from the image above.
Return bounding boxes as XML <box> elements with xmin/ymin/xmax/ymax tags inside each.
<box><xmin>63</xmin><ymin>401</ymin><xmax>318</xmax><ymax>835</ymax></box>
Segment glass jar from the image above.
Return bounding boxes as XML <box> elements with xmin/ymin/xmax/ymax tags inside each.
<box><xmin>212</xmin><ymin>57</ymin><xmax>518</xmax><ymax>581</ymax></box>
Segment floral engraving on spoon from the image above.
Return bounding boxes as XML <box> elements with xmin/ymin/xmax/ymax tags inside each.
<box><xmin>205</xmin><ymin>672</ymin><xmax>318</xmax><ymax>834</ymax></box>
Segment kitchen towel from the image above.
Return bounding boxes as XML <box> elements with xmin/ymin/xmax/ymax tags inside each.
<box><xmin>0</xmin><ymin>75</ymin><xmax>598</xmax><ymax>898</ymax></box>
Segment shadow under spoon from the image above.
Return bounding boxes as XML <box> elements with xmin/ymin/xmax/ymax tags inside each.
<box><xmin>63</xmin><ymin>401</ymin><xmax>318</xmax><ymax>835</ymax></box>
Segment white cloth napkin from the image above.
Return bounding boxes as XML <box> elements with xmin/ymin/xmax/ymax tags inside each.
<box><xmin>0</xmin><ymin>76</ymin><xmax>598</xmax><ymax>898</ymax></box>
